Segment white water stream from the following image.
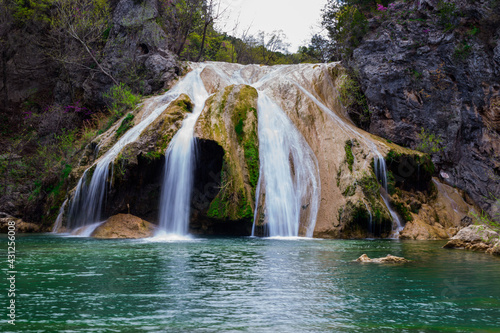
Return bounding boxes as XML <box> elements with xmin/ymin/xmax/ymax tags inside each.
<box><xmin>156</xmin><ymin>66</ymin><xmax>209</xmax><ymax>236</ymax></box>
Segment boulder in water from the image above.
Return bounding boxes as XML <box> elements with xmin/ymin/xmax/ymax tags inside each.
<box><xmin>443</xmin><ymin>225</ymin><xmax>500</xmax><ymax>255</ymax></box>
<box><xmin>356</xmin><ymin>254</ymin><xmax>410</xmax><ymax>263</ymax></box>
<box><xmin>91</xmin><ymin>214</ymin><xmax>156</xmax><ymax>239</ymax></box>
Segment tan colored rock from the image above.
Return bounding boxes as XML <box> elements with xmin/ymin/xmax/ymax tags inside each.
<box><xmin>91</xmin><ymin>214</ymin><xmax>156</xmax><ymax>239</ymax></box>
<box><xmin>400</xmin><ymin>178</ymin><xmax>477</xmax><ymax>240</ymax></box>
<box><xmin>356</xmin><ymin>254</ymin><xmax>410</xmax><ymax>263</ymax></box>
<box><xmin>0</xmin><ymin>214</ymin><xmax>40</xmax><ymax>233</ymax></box>
<box><xmin>443</xmin><ymin>225</ymin><xmax>500</xmax><ymax>255</ymax></box>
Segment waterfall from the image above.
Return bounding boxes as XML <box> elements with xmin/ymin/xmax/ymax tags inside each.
<box><xmin>65</xmin><ymin>68</ymin><xmax>205</xmax><ymax>230</ymax></box>
<box><xmin>374</xmin><ymin>155</ymin><xmax>404</xmax><ymax>235</ymax></box>
<box><xmin>156</xmin><ymin>66</ymin><xmax>209</xmax><ymax>236</ymax></box>
<box><xmin>251</xmin><ymin>93</ymin><xmax>320</xmax><ymax>237</ymax></box>
<box><xmin>52</xmin><ymin>198</ymin><xmax>68</xmax><ymax>233</ymax></box>
<box><xmin>294</xmin><ymin>75</ymin><xmax>404</xmax><ymax>237</ymax></box>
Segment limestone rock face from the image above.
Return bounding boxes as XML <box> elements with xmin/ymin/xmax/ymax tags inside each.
<box><xmin>91</xmin><ymin>214</ymin><xmax>156</xmax><ymax>239</ymax></box>
<box><xmin>350</xmin><ymin>0</ymin><xmax>500</xmax><ymax>218</ymax></box>
<box><xmin>443</xmin><ymin>225</ymin><xmax>500</xmax><ymax>255</ymax></box>
<box><xmin>356</xmin><ymin>254</ymin><xmax>410</xmax><ymax>263</ymax></box>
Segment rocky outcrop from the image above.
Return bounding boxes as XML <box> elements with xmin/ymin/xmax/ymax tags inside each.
<box><xmin>350</xmin><ymin>0</ymin><xmax>500</xmax><ymax>219</ymax></box>
<box><xmin>0</xmin><ymin>213</ymin><xmax>40</xmax><ymax>233</ymax></box>
<box><xmin>356</xmin><ymin>254</ymin><xmax>410</xmax><ymax>263</ymax></box>
<box><xmin>84</xmin><ymin>0</ymin><xmax>180</xmax><ymax>105</ymax></box>
<box><xmin>443</xmin><ymin>225</ymin><xmax>500</xmax><ymax>255</ymax></box>
<box><xmin>193</xmin><ymin>84</ymin><xmax>259</xmax><ymax>233</ymax></box>
<box><xmin>91</xmin><ymin>214</ymin><xmax>156</xmax><ymax>239</ymax></box>
<box><xmin>399</xmin><ymin>178</ymin><xmax>476</xmax><ymax>240</ymax></box>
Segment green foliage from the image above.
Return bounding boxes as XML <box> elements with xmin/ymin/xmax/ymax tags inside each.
<box><xmin>454</xmin><ymin>42</ymin><xmax>472</xmax><ymax>60</ymax></box>
<box><xmin>10</xmin><ymin>0</ymin><xmax>52</xmax><ymax>24</ymax></box>
<box><xmin>416</xmin><ymin>128</ymin><xmax>444</xmax><ymax>154</ymax></box>
<box><xmin>322</xmin><ymin>2</ymin><xmax>368</xmax><ymax>59</ymax></box>
<box><xmin>115</xmin><ymin>113</ymin><xmax>134</xmax><ymax>139</ymax></box>
<box><xmin>392</xmin><ymin>200</ymin><xmax>413</xmax><ymax>222</ymax></box>
<box><xmin>359</xmin><ymin>171</ymin><xmax>381</xmax><ymax>202</ymax></box>
<box><xmin>243</xmin><ymin>138</ymin><xmax>259</xmax><ymax>194</ymax></box>
<box><xmin>437</xmin><ymin>0</ymin><xmax>457</xmax><ymax>31</ymax></box>
<box><xmin>339</xmin><ymin>73</ymin><xmax>370</xmax><ymax>128</ymax></box>
<box><xmin>103</xmin><ymin>83</ymin><xmax>140</xmax><ymax>117</ymax></box>
<box><xmin>467</xmin><ymin>26</ymin><xmax>479</xmax><ymax>37</ymax></box>
<box><xmin>471</xmin><ymin>195</ymin><xmax>500</xmax><ymax>232</ymax></box>
<box><xmin>344</xmin><ymin>140</ymin><xmax>354</xmax><ymax>172</ymax></box>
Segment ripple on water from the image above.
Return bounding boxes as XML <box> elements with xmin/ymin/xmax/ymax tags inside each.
<box><xmin>6</xmin><ymin>234</ymin><xmax>500</xmax><ymax>332</ymax></box>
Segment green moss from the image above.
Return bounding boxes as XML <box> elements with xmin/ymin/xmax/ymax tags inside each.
<box><xmin>175</xmin><ymin>98</ymin><xmax>193</xmax><ymax>112</ymax></box>
<box><xmin>342</xmin><ymin>184</ymin><xmax>356</xmax><ymax>197</ymax></box>
<box><xmin>392</xmin><ymin>200</ymin><xmax>413</xmax><ymax>222</ymax></box>
<box><xmin>359</xmin><ymin>172</ymin><xmax>381</xmax><ymax>204</ymax></box>
<box><xmin>116</xmin><ymin>113</ymin><xmax>134</xmax><ymax>139</ymax></box>
<box><xmin>344</xmin><ymin>140</ymin><xmax>354</xmax><ymax>172</ymax></box>
<box><xmin>235</xmin><ymin>118</ymin><xmax>244</xmax><ymax>137</ymax></box>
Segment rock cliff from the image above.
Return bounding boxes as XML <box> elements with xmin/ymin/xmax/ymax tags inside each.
<box><xmin>349</xmin><ymin>0</ymin><xmax>500</xmax><ymax>218</ymax></box>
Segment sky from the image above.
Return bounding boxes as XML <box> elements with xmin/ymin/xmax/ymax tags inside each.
<box><xmin>217</xmin><ymin>0</ymin><xmax>327</xmax><ymax>53</ymax></box>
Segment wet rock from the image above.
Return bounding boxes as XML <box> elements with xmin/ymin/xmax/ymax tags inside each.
<box><xmin>356</xmin><ymin>253</ymin><xmax>410</xmax><ymax>263</ymax></box>
<box><xmin>91</xmin><ymin>214</ymin><xmax>156</xmax><ymax>239</ymax></box>
<box><xmin>443</xmin><ymin>225</ymin><xmax>500</xmax><ymax>255</ymax></box>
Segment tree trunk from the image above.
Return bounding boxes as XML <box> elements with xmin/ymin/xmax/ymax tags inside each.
<box><xmin>196</xmin><ymin>21</ymin><xmax>210</xmax><ymax>62</ymax></box>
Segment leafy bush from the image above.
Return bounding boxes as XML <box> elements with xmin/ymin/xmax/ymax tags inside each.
<box><xmin>323</xmin><ymin>4</ymin><xmax>368</xmax><ymax>59</ymax></box>
<box><xmin>437</xmin><ymin>0</ymin><xmax>457</xmax><ymax>31</ymax></box>
<box><xmin>454</xmin><ymin>42</ymin><xmax>471</xmax><ymax>60</ymax></box>
<box><xmin>339</xmin><ymin>73</ymin><xmax>370</xmax><ymax>128</ymax></box>
<box><xmin>416</xmin><ymin>128</ymin><xmax>443</xmax><ymax>154</ymax></box>
<box><xmin>103</xmin><ymin>83</ymin><xmax>141</xmax><ymax>117</ymax></box>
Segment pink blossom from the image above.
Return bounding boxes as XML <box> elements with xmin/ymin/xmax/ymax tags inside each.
<box><xmin>377</xmin><ymin>4</ymin><xmax>387</xmax><ymax>11</ymax></box>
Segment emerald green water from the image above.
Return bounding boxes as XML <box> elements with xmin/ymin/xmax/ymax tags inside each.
<box><xmin>1</xmin><ymin>235</ymin><xmax>500</xmax><ymax>332</ymax></box>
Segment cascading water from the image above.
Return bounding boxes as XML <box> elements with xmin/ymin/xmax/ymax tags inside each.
<box><xmin>52</xmin><ymin>198</ymin><xmax>68</xmax><ymax>233</ymax></box>
<box><xmin>293</xmin><ymin>74</ymin><xmax>404</xmax><ymax>237</ymax></box>
<box><xmin>251</xmin><ymin>94</ymin><xmax>320</xmax><ymax>237</ymax></box>
<box><xmin>374</xmin><ymin>155</ymin><xmax>404</xmax><ymax>235</ymax></box>
<box><xmin>65</xmin><ymin>68</ymin><xmax>203</xmax><ymax>231</ymax></box>
<box><xmin>156</xmin><ymin>66</ymin><xmax>209</xmax><ymax>237</ymax></box>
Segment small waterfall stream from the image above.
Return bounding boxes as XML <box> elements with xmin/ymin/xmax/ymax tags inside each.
<box><xmin>156</xmin><ymin>66</ymin><xmax>209</xmax><ymax>237</ymax></box>
<box><xmin>251</xmin><ymin>94</ymin><xmax>320</xmax><ymax>237</ymax></box>
<box><xmin>65</xmin><ymin>67</ymin><xmax>202</xmax><ymax>231</ymax></box>
<box><xmin>52</xmin><ymin>198</ymin><xmax>68</xmax><ymax>233</ymax></box>
<box><xmin>374</xmin><ymin>155</ymin><xmax>404</xmax><ymax>235</ymax></box>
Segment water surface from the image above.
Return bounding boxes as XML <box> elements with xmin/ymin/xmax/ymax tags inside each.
<box><xmin>1</xmin><ymin>235</ymin><xmax>499</xmax><ymax>332</ymax></box>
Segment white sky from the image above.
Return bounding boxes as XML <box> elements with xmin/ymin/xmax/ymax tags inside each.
<box><xmin>217</xmin><ymin>0</ymin><xmax>326</xmax><ymax>53</ymax></box>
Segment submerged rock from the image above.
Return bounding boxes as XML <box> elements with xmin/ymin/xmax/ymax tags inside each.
<box><xmin>91</xmin><ymin>214</ymin><xmax>156</xmax><ymax>239</ymax></box>
<box><xmin>356</xmin><ymin>254</ymin><xmax>410</xmax><ymax>263</ymax></box>
<box><xmin>443</xmin><ymin>225</ymin><xmax>500</xmax><ymax>255</ymax></box>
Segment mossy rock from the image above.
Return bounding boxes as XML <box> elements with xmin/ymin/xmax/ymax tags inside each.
<box><xmin>195</xmin><ymin>84</ymin><xmax>259</xmax><ymax>221</ymax></box>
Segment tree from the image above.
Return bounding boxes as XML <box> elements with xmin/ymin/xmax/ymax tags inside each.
<box><xmin>49</xmin><ymin>0</ymin><xmax>117</xmax><ymax>84</ymax></box>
